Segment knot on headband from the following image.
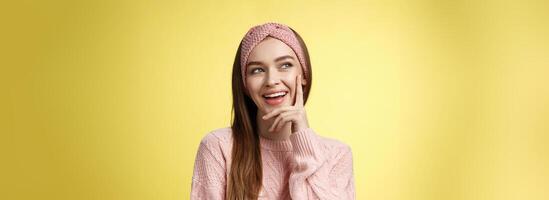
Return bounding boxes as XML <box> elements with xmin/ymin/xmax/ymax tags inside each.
<box><xmin>240</xmin><ymin>22</ymin><xmax>308</xmax><ymax>88</ymax></box>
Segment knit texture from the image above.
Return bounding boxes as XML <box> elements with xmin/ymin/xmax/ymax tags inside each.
<box><xmin>239</xmin><ymin>22</ymin><xmax>309</xmax><ymax>89</ymax></box>
<box><xmin>191</xmin><ymin>128</ymin><xmax>355</xmax><ymax>199</ymax></box>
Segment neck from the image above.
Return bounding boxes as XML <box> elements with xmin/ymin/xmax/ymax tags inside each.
<box><xmin>256</xmin><ymin>110</ymin><xmax>292</xmax><ymax>140</ymax></box>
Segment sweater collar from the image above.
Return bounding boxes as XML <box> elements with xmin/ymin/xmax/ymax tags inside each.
<box><xmin>259</xmin><ymin>135</ymin><xmax>293</xmax><ymax>151</ymax></box>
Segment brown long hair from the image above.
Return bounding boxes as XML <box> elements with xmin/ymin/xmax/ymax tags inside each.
<box><xmin>227</xmin><ymin>28</ymin><xmax>313</xmax><ymax>199</ymax></box>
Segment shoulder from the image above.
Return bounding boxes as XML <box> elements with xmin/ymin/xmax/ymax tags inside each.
<box><xmin>313</xmin><ymin>133</ymin><xmax>354</xmax><ymax>173</ymax></box>
<box><xmin>198</xmin><ymin>127</ymin><xmax>233</xmax><ymax>153</ymax></box>
<box><xmin>316</xmin><ymin>132</ymin><xmax>353</xmax><ymax>159</ymax></box>
<box><xmin>200</xmin><ymin>127</ymin><xmax>233</xmax><ymax>143</ymax></box>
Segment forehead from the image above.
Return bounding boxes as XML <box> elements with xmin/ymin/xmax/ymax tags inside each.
<box><xmin>248</xmin><ymin>37</ymin><xmax>297</xmax><ymax>62</ymax></box>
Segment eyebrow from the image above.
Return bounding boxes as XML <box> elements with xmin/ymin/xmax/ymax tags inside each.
<box><xmin>247</xmin><ymin>55</ymin><xmax>295</xmax><ymax>68</ymax></box>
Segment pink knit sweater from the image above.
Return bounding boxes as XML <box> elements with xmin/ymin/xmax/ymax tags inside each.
<box><xmin>190</xmin><ymin>127</ymin><xmax>355</xmax><ymax>199</ymax></box>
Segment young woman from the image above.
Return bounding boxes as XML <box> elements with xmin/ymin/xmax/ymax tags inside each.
<box><xmin>191</xmin><ymin>22</ymin><xmax>355</xmax><ymax>200</ymax></box>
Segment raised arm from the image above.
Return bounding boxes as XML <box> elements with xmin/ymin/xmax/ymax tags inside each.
<box><xmin>289</xmin><ymin>128</ymin><xmax>355</xmax><ymax>200</ymax></box>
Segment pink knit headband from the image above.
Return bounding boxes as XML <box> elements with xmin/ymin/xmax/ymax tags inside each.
<box><xmin>240</xmin><ymin>22</ymin><xmax>308</xmax><ymax>88</ymax></box>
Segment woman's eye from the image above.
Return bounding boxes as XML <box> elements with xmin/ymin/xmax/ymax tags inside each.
<box><xmin>251</xmin><ymin>68</ymin><xmax>264</xmax><ymax>74</ymax></box>
<box><xmin>281</xmin><ymin>62</ymin><xmax>293</xmax><ymax>69</ymax></box>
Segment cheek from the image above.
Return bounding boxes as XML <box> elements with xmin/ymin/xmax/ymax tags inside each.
<box><xmin>281</xmin><ymin>77</ymin><xmax>296</xmax><ymax>97</ymax></box>
<box><xmin>247</xmin><ymin>87</ymin><xmax>260</xmax><ymax>99</ymax></box>
<box><xmin>246</xmin><ymin>79</ymin><xmax>263</xmax><ymax>99</ymax></box>
<box><xmin>246</xmin><ymin>77</ymin><xmax>261</xmax><ymax>90</ymax></box>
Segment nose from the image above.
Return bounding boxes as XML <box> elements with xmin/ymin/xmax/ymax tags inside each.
<box><xmin>265</xmin><ymin>70</ymin><xmax>281</xmax><ymax>87</ymax></box>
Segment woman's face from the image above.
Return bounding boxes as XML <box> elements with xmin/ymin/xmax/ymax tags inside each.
<box><xmin>245</xmin><ymin>37</ymin><xmax>306</xmax><ymax>114</ymax></box>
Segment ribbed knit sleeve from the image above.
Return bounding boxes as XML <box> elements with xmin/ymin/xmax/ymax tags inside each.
<box><xmin>288</xmin><ymin>128</ymin><xmax>355</xmax><ymax>200</ymax></box>
<box><xmin>190</xmin><ymin>133</ymin><xmax>227</xmax><ymax>200</ymax></box>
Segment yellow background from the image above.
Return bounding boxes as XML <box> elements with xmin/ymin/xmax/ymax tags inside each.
<box><xmin>2</xmin><ymin>0</ymin><xmax>548</xmax><ymax>199</ymax></box>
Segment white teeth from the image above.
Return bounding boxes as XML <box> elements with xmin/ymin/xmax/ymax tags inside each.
<box><xmin>264</xmin><ymin>92</ymin><xmax>287</xmax><ymax>98</ymax></box>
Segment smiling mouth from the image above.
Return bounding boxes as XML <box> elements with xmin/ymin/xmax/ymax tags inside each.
<box><xmin>262</xmin><ymin>91</ymin><xmax>288</xmax><ymax>105</ymax></box>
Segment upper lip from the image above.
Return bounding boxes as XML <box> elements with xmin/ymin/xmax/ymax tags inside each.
<box><xmin>262</xmin><ymin>90</ymin><xmax>288</xmax><ymax>96</ymax></box>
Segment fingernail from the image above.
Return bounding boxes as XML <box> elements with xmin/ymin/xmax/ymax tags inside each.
<box><xmin>262</xmin><ymin>115</ymin><xmax>266</xmax><ymax>119</ymax></box>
